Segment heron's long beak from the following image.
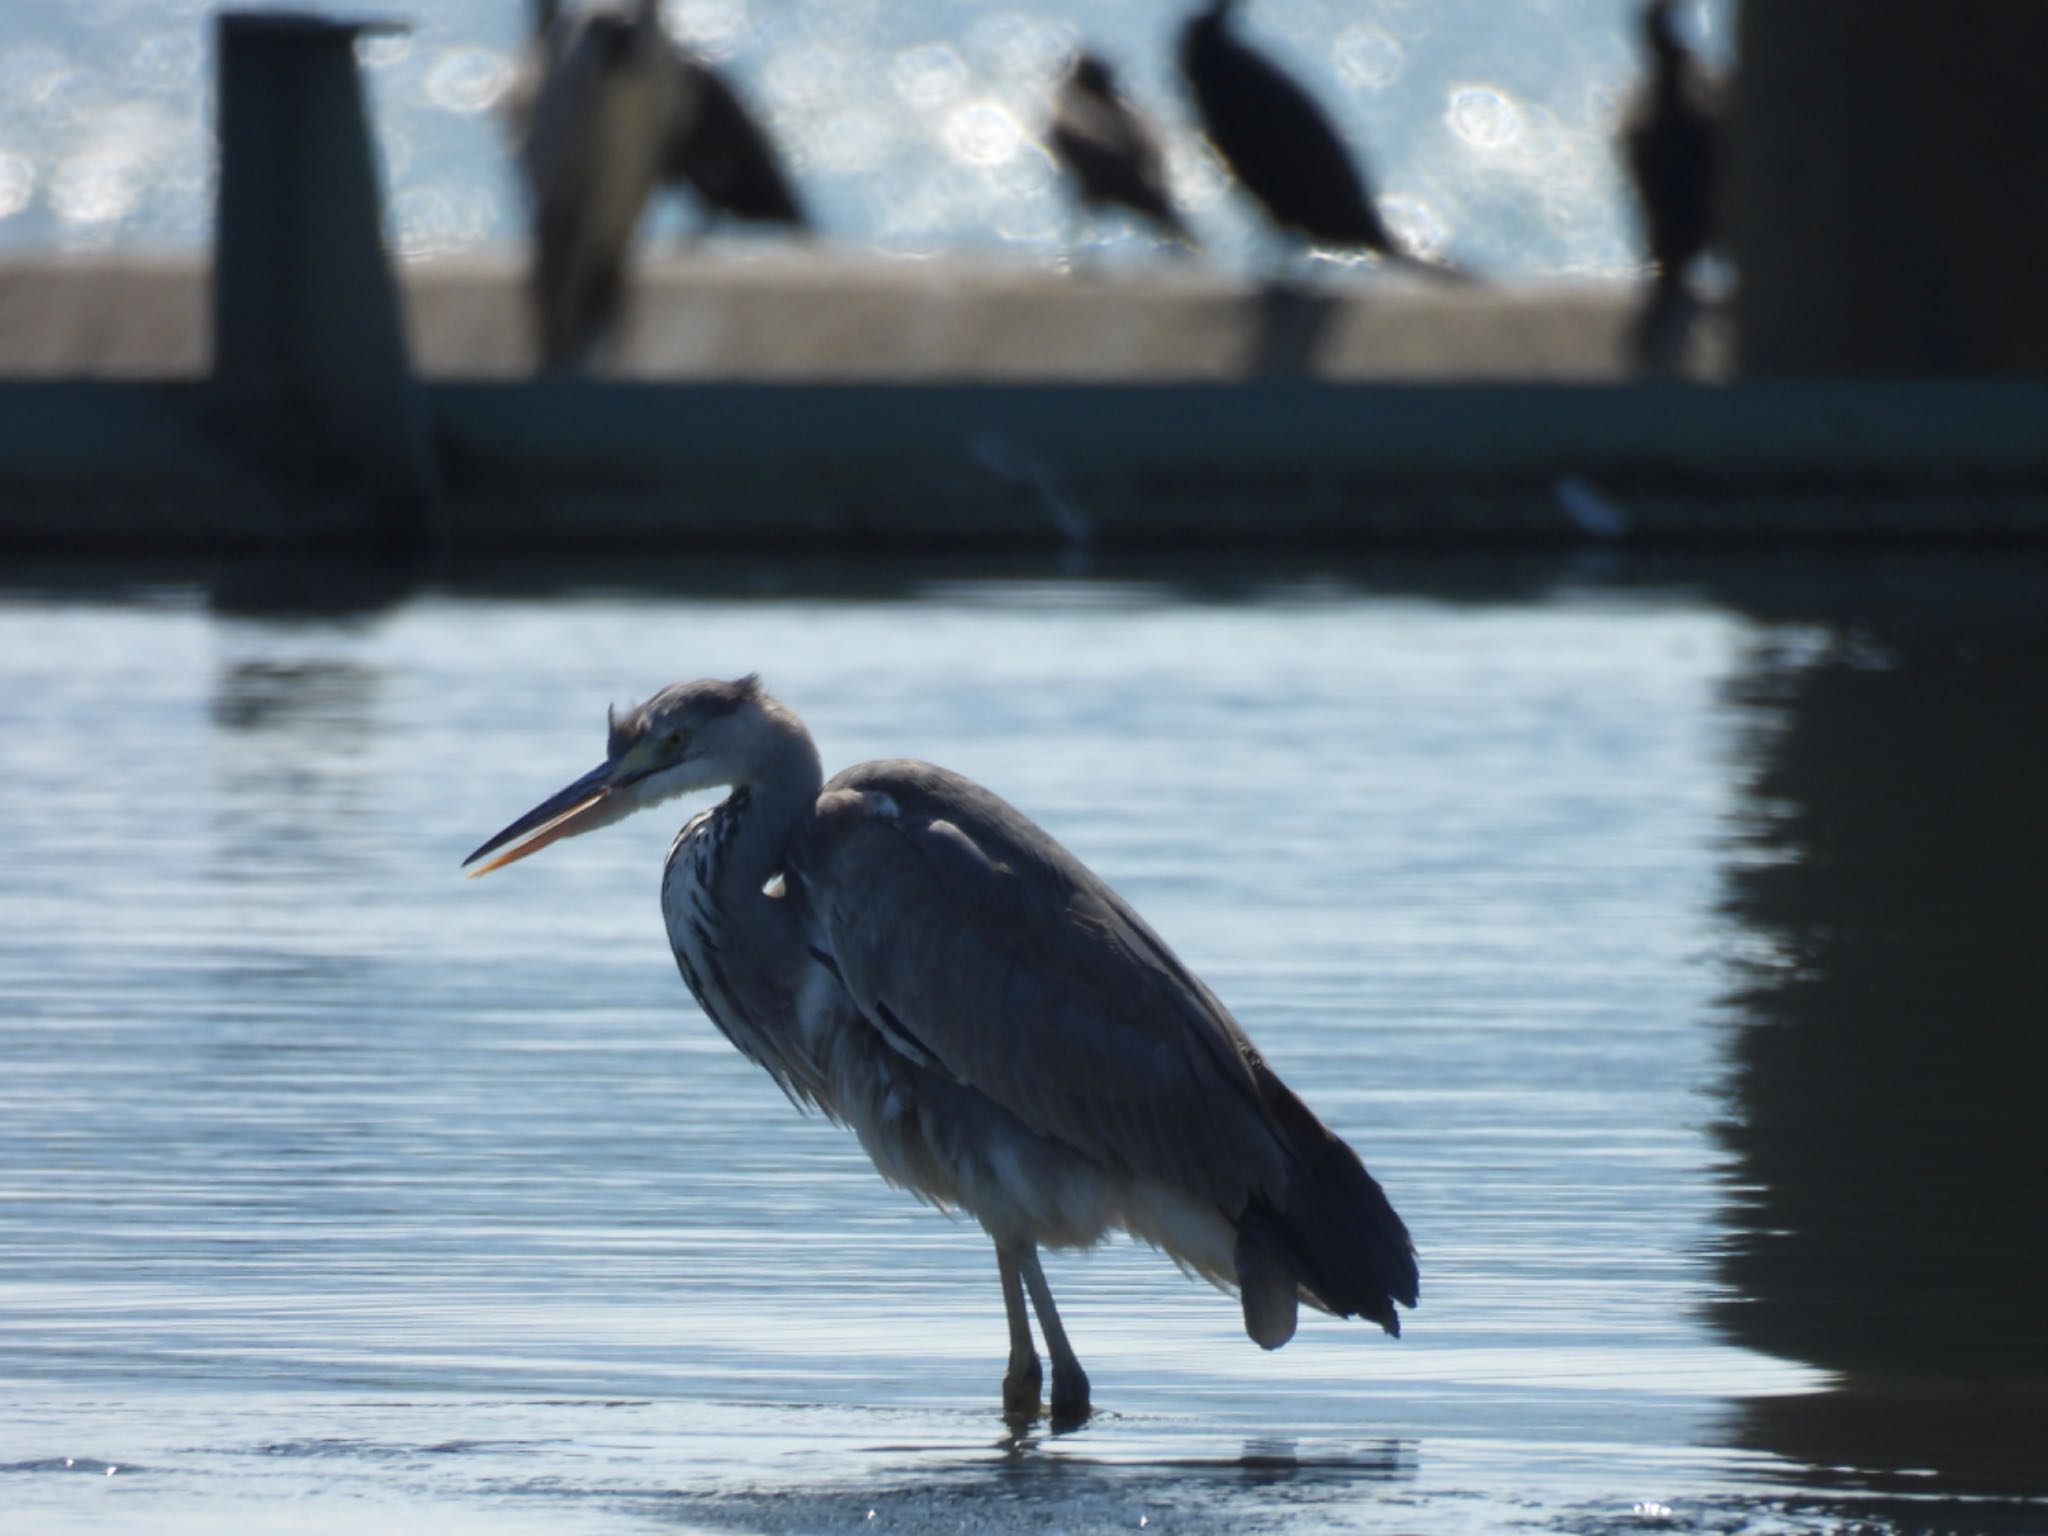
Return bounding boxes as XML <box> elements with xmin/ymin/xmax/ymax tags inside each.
<box><xmin>463</xmin><ymin>760</ymin><xmax>623</xmax><ymax>877</ymax></box>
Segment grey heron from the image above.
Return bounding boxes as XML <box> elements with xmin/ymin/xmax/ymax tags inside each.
<box><xmin>1048</xmin><ymin>52</ymin><xmax>1195</xmax><ymax>249</ymax></box>
<box><xmin>465</xmin><ymin>676</ymin><xmax>1416</xmax><ymax>1420</ymax></box>
<box><xmin>506</xmin><ymin>0</ymin><xmax>694</xmax><ymax>368</ymax></box>
<box><xmin>1180</xmin><ymin>0</ymin><xmax>1465</xmax><ymax>281</ymax></box>
<box><xmin>1621</xmin><ymin>0</ymin><xmax>1721</xmax><ymax>371</ymax></box>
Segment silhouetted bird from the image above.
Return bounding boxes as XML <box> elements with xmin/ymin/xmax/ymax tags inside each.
<box><xmin>467</xmin><ymin>677</ymin><xmax>1417</xmax><ymax>1420</ymax></box>
<box><xmin>1048</xmin><ymin>52</ymin><xmax>1194</xmax><ymax>248</ymax></box>
<box><xmin>663</xmin><ymin>53</ymin><xmax>809</xmax><ymax>232</ymax></box>
<box><xmin>1621</xmin><ymin>0</ymin><xmax>1721</xmax><ymax>370</ymax></box>
<box><xmin>507</xmin><ymin>0</ymin><xmax>694</xmax><ymax>369</ymax></box>
<box><xmin>503</xmin><ymin>0</ymin><xmax>563</xmax><ymax>124</ymax></box>
<box><xmin>1180</xmin><ymin>0</ymin><xmax>1461</xmax><ymax>279</ymax></box>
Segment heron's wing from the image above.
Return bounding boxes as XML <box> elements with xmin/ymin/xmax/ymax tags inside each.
<box><xmin>787</xmin><ymin>760</ymin><xmax>1289</xmax><ymax>1212</ymax></box>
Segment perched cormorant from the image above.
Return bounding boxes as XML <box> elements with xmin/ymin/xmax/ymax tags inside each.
<box><xmin>1180</xmin><ymin>0</ymin><xmax>1460</xmax><ymax>278</ymax></box>
<box><xmin>507</xmin><ymin>0</ymin><xmax>694</xmax><ymax>369</ymax></box>
<box><xmin>1048</xmin><ymin>52</ymin><xmax>1195</xmax><ymax>248</ymax></box>
<box><xmin>663</xmin><ymin>52</ymin><xmax>808</xmax><ymax>232</ymax></box>
<box><xmin>1621</xmin><ymin>0</ymin><xmax>1720</xmax><ymax>369</ymax></box>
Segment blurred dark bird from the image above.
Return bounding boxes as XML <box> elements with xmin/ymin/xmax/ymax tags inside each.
<box><xmin>1621</xmin><ymin>0</ymin><xmax>1722</xmax><ymax>371</ymax></box>
<box><xmin>664</xmin><ymin>53</ymin><xmax>809</xmax><ymax>232</ymax></box>
<box><xmin>506</xmin><ymin>0</ymin><xmax>694</xmax><ymax>369</ymax></box>
<box><xmin>1180</xmin><ymin>0</ymin><xmax>1464</xmax><ymax>280</ymax></box>
<box><xmin>1047</xmin><ymin>52</ymin><xmax>1195</xmax><ymax>248</ymax></box>
<box><xmin>500</xmin><ymin>0</ymin><xmax>559</xmax><ymax>131</ymax></box>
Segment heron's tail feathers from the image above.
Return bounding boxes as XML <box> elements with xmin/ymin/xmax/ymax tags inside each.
<box><xmin>1232</xmin><ymin>1064</ymin><xmax>1417</xmax><ymax>1348</ymax></box>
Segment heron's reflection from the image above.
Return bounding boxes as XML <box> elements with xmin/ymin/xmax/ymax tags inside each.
<box><xmin>985</xmin><ymin>1424</ymin><xmax>1412</xmax><ymax>1502</ymax></box>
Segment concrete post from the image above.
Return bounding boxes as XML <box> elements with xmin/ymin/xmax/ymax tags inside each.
<box><xmin>212</xmin><ymin>11</ymin><xmax>438</xmax><ymax>538</ymax></box>
<box><xmin>1733</xmin><ymin>3</ymin><xmax>2048</xmax><ymax>375</ymax></box>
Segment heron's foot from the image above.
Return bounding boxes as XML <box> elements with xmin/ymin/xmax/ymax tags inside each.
<box><xmin>1048</xmin><ymin>1365</ymin><xmax>1091</xmax><ymax>1426</ymax></box>
<box><xmin>1002</xmin><ymin>1355</ymin><xmax>1043</xmax><ymax>1416</ymax></box>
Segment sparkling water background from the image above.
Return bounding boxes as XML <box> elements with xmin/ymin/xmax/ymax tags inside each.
<box><xmin>0</xmin><ymin>0</ymin><xmax>1728</xmax><ymax>272</ymax></box>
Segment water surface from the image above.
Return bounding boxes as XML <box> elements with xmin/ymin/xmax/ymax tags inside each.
<box><xmin>2</xmin><ymin>552</ymin><xmax>2043</xmax><ymax>1534</ymax></box>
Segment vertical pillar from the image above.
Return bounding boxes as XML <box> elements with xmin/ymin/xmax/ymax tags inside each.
<box><xmin>213</xmin><ymin>11</ymin><xmax>438</xmax><ymax>539</ymax></box>
<box><xmin>1733</xmin><ymin>2</ymin><xmax>2048</xmax><ymax>375</ymax></box>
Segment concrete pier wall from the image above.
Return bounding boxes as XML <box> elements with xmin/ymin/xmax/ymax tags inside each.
<box><xmin>8</xmin><ymin>6</ymin><xmax>2045</xmax><ymax>554</ymax></box>
<box><xmin>2</xmin><ymin>253</ymin><xmax>2045</xmax><ymax>550</ymax></box>
<box><xmin>0</xmin><ymin>251</ymin><xmax>1710</xmax><ymax>383</ymax></box>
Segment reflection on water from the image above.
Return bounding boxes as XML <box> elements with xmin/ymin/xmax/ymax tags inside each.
<box><xmin>0</xmin><ymin>552</ymin><xmax>2044</xmax><ymax>1535</ymax></box>
<box><xmin>1713</xmin><ymin>562</ymin><xmax>2048</xmax><ymax>1501</ymax></box>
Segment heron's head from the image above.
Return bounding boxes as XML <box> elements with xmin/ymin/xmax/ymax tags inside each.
<box><xmin>464</xmin><ymin>674</ymin><xmax>775</xmax><ymax>876</ymax></box>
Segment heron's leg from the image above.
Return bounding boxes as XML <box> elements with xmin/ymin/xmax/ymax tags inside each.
<box><xmin>996</xmin><ymin>1244</ymin><xmax>1042</xmax><ymax>1414</ymax></box>
<box><xmin>1016</xmin><ymin>1246</ymin><xmax>1091</xmax><ymax>1420</ymax></box>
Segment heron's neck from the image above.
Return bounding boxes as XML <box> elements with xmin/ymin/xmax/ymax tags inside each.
<box><xmin>709</xmin><ymin>710</ymin><xmax>824</xmax><ymax>905</ymax></box>
<box><xmin>663</xmin><ymin>711</ymin><xmax>823</xmax><ymax>1095</ymax></box>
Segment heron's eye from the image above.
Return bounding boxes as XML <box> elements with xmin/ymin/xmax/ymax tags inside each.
<box><xmin>665</xmin><ymin>729</ymin><xmax>688</xmax><ymax>751</ymax></box>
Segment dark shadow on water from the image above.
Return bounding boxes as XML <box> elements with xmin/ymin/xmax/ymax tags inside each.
<box><xmin>1706</xmin><ymin>558</ymin><xmax>2048</xmax><ymax>1502</ymax></box>
<box><xmin>14</xmin><ymin>543</ymin><xmax>2048</xmax><ymax>623</ymax></box>
<box><xmin>202</xmin><ymin>647</ymin><xmax>387</xmax><ymax>1021</ymax></box>
<box><xmin>205</xmin><ymin>550</ymin><xmax>436</xmax><ymax>620</ymax></box>
<box><xmin>207</xmin><ymin>653</ymin><xmax>380</xmax><ymax>869</ymax></box>
<box><xmin>213</xmin><ymin>657</ymin><xmax>378</xmax><ymax>735</ymax></box>
<box><xmin>0</xmin><ymin>545</ymin><xmax>1600</xmax><ymax>615</ymax></box>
